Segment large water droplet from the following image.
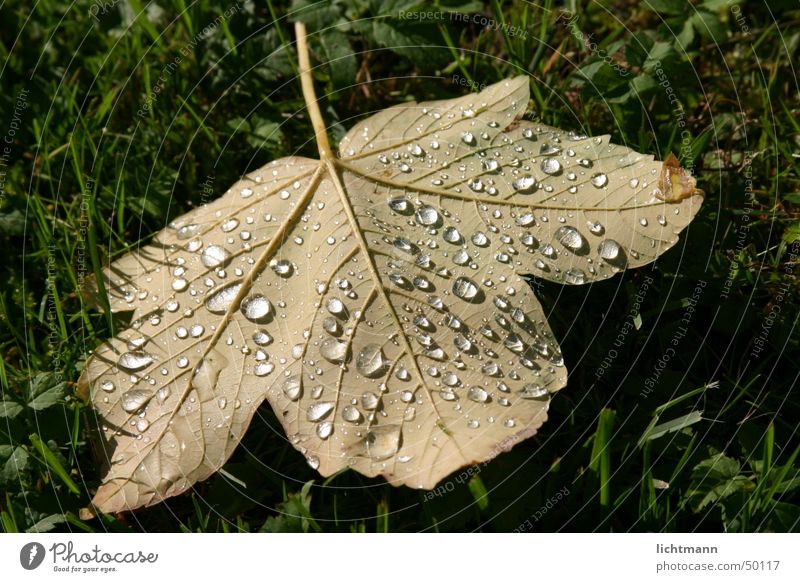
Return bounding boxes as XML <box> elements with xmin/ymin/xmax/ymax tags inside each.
<box><xmin>520</xmin><ymin>384</ymin><xmax>549</xmax><ymax>400</ymax></box>
<box><xmin>555</xmin><ymin>225</ymin><xmax>586</xmax><ymax>252</ymax></box>
<box><xmin>118</xmin><ymin>351</ymin><xmax>153</xmax><ymax>372</ymax></box>
<box><xmin>512</xmin><ymin>175</ymin><xmax>537</xmax><ymax>193</ymax></box>
<box><xmin>468</xmin><ymin>386</ymin><xmax>489</xmax><ymax>403</ymax></box>
<box><xmin>342</xmin><ymin>405</ymin><xmax>362</xmax><ymax>423</ymax></box>
<box><xmin>598</xmin><ymin>239</ymin><xmax>621</xmax><ymax>260</ymax></box>
<box><xmin>205</xmin><ymin>282</ymin><xmax>242</xmax><ymax>314</ymax></box>
<box><xmin>320</xmin><ymin>338</ymin><xmax>348</xmax><ymax>363</ymax></box>
<box><xmin>356</xmin><ymin>344</ymin><xmax>387</xmax><ymax>378</ymax></box>
<box><xmin>453</xmin><ymin>276</ymin><xmax>479</xmax><ymax>300</ymax></box>
<box><xmin>121</xmin><ymin>389</ymin><xmax>153</xmax><ymax>413</ymax></box>
<box><xmin>564</xmin><ymin>268</ymin><xmax>586</xmax><ymax>284</ymax></box>
<box><xmin>590</xmin><ymin>173</ymin><xmax>608</xmax><ymax>188</ymax></box>
<box><xmin>316</xmin><ymin>421</ymin><xmax>333</xmax><ymax>440</ymax></box>
<box><xmin>444</xmin><ymin>226</ymin><xmax>462</xmax><ymax>244</ymax></box>
<box><xmin>541</xmin><ymin>158</ymin><xmax>561</xmax><ymax>175</ymax></box>
<box><xmin>415</xmin><ymin>206</ymin><xmax>440</xmax><ymax>226</ymax></box>
<box><xmin>471</xmin><ymin>232</ymin><xmax>489</xmax><ymax>247</ymax></box>
<box><xmin>362</xmin><ymin>425</ymin><xmax>402</xmax><ymax>461</ymax></box>
<box><xmin>241</xmin><ymin>294</ymin><xmax>272</xmax><ymax>322</ymax></box>
<box><xmin>201</xmin><ymin>245</ymin><xmax>231</xmax><ymax>268</ymax></box>
<box><xmin>282</xmin><ymin>375</ymin><xmax>302</xmax><ymax>401</ymax></box>
<box><xmin>361</xmin><ymin>392</ymin><xmax>380</xmax><ymax>410</ymax></box>
<box><xmin>307</xmin><ymin>401</ymin><xmax>334</xmax><ymax>422</ymax></box>
<box><xmin>270</xmin><ymin>259</ymin><xmax>293</xmax><ymax>277</ymax></box>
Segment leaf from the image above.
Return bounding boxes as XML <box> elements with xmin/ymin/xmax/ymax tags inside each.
<box><xmin>78</xmin><ymin>24</ymin><xmax>703</xmax><ymax>514</ymax></box>
<box><xmin>0</xmin><ymin>399</ymin><xmax>24</xmax><ymax>419</ymax></box>
<box><xmin>26</xmin><ymin>513</ymin><xmax>67</xmax><ymax>533</ymax></box>
<box><xmin>1</xmin><ymin>446</ymin><xmax>29</xmax><ymax>485</ymax></box>
<box><xmin>688</xmin><ymin>453</ymin><xmax>752</xmax><ymax>512</ymax></box>
<box><xmin>27</xmin><ymin>372</ymin><xmax>67</xmax><ymax>411</ymax></box>
<box><xmin>260</xmin><ymin>481</ymin><xmax>319</xmax><ymax>532</ymax></box>
<box><xmin>638</xmin><ymin>411</ymin><xmax>703</xmax><ymax>447</ymax></box>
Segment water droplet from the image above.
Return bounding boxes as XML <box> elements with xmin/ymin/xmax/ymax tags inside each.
<box><xmin>201</xmin><ymin>245</ymin><xmax>231</xmax><ymax>268</ymax></box>
<box><xmin>361</xmin><ymin>392</ymin><xmax>379</xmax><ymax>410</ymax></box>
<box><xmin>221</xmin><ymin>218</ymin><xmax>239</xmax><ymax>233</ymax></box>
<box><xmin>658</xmin><ymin>215</ymin><xmax>667</xmax><ymax>226</ymax></box>
<box><xmin>541</xmin><ymin>158</ymin><xmax>561</xmax><ymax>174</ymax></box>
<box><xmin>342</xmin><ymin>405</ymin><xmax>362</xmax><ymax>423</ymax></box>
<box><xmin>462</xmin><ymin>132</ymin><xmax>476</xmax><ymax>145</ymax></box>
<box><xmin>282</xmin><ymin>375</ymin><xmax>302</xmax><ymax>401</ymax></box>
<box><xmin>356</xmin><ymin>344</ymin><xmax>387</xmax><ymax>378</ymax></box>
<box><xmin>327</xmin><ymin>298</ymin><xmax>345</xmax><ymax>315</ymax></box>
<box><xmin>442</xmin><ymin>372</ymin><xmax>459</xmax><ymax>386</ymax></box>
<box><xmin>121</xmin><ymin>389</ymin><xmax>153</xmax><ymax>413</ymax></box>
<box><xmin>639</xmin><ymin>217</ymin><xmax>648</xmax><ymax>227</ymax></box>
<box><xmin>578</xmin><ymin>158</ymin><xmax>593</xmax><ymax>168</ymax></box>
<box><xmin>483</xmin><ymin>159</ymin><xmax>499</xmax><ymax>172</ymax></box>
<box><xmin>135</xmin><ymin>418</ymin><xmax>150</xmax><ymax>432</ymax></box>
<box><xmin>388</xmin><ymin>198</ymin><xmax>410</xmax><ymax>213</ymax></box>
<box><xmin>396</xmin><ymin>367</ymin><xmax>410</xmax><ymax>381</ymax></box>
<box><xmin>393</xmin><ymin>238</ymin><xmax>417</xmax><ymax>254</ymax></box>
<box><xmin>171</xmin><ymin>278</ymin><xmax>188</xmax><ymax>292</ymax></box>
<box><xmin>587</xmin><ymin>221</ymin><xmax>605</xmax><ymax>235</ymax></box>
<box><xmin>564</xmin><ymin>268</ymin><xmax>586</xmax><ymax>284</ymax></box>
<box><xmin>253</xmin><ymin>330</ymin><xmax>273</xmax><ymax>346</ymax></box>
<box><xmin>205</xmin><ymin>282</ymin><xmax>243</xmax><ymax>314</ymax></box>
<box><xmin>555</xmin><ymin>225</ymin><xmax>586</xmax><ymax>251</ymax></box>
<box><xmin>320</xmin><ymin>338</ymin><xmax>348</xmax><ymax>363</ymax></box>
<box><xmin>467</xmin><ymin>419</ymin><xmax>480</xmax><ymax>429</ymax></box>
<box><xmin>453</xmin><ymin>249</ymin><xmax>470</xmax><ymax>265</ymax></box>
<box><xmin>453</xmin><ymin>276</ymin><xmax>479</xmax><ymax>300</ymax></box>
<box><xmin>241</xmin><ymin>294</ymin><xmax>272</xmax><ymax>322</ymax></box>
<box><xmin>415</xmin><ymin>206</ymin><xmax>440</xmax><ymax>226</ymax></box>
<box><xmin>520</xmin><ymin>384</ymin><xmax>549</xmax><ymax>399</ymax></box>
<box><xmin>307</xmin><ymin>401</ymin><xmax>334</xmax><ymax>422</ymax></box>
<box><xmin>444</xmin><ymin>226</ymin><xmax>462</xmax><ymax>243</ymax></box>
<box><xmin>471</xmin><ymin>232</ymin><xmax>488</xmax><ymax>247</ymax></box>
<box><xmin>316</xmin><ymin>421</ymin><xmax>333</xmax><ymax>440</ymax></box>
<box><xmin>512</xmin><ymin>175</ymin><xmax>537</xmax><ymax>193</ymax></box>
<box><xmin>270</xmin><ymin>259</ymin><xmax>293</xmax><ymax>277</ymax></box>
<box><xmin>629</xmin><ymin>178</ymin><xmax>639</xmax><ymax>188</ymax></box>
<box><xmin>504</xmin><ymin>418</ymin><xmax>515</xmax><ymax>428</ymax></box>
<box><xmin>468</xmin><ymin>386</ymin><xmax>489</xmax><ymax>403</ymax></box>
<box><xmin>254</xmin><ymin>362</ymin><xmax>274</xmax><ymax>376</ymax></box>
<box><xmin>598</xmin><ymin>239</ymin><xmax>622</xmax><ymax>261</ymax></box>
<box><xmin>454</xmin><ymin>335</ymin><xmax>472</xmax><ymax>351</ymax></box>
<box><xmin>361</xmin><ymin>425</ymin><xmax>402</xmax><ymax>461</ymax></box>
<box><xmin>118</xmin><ymin>351</ymin><xmax>153</xmax><ymax>372</ymax></box>
<box><xmin>590</xmin><ymin>173</ymin><xmax>608</xmax><ymax>188</ymax></box>
<box><xmin>307</xmin><ymin>456</ymin><xmax>320</xmax><ymax>470</ymax></box>
<box><xmin>409</xmin><ymin>143</ymin><xmax>425</xmax><ymax>157</ymax></box>
<box><xmin>468</xmin><ymin>179</ymin><xmax>484</xmax><ymax>192</ymax></box>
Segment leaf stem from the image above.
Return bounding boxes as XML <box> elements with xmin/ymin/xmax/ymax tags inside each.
<box><xmin>295</xmin><ymin>22</ymin><xmax>333</xmax><ymax>160</ymax></box>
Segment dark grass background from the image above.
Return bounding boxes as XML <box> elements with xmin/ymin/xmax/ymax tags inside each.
<box><xmin>0</xmin><ymin>0</ymin><xmax>798</xmax><ymax>532</ymax></box>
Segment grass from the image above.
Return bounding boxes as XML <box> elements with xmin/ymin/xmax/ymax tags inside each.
<box><xmin>1</xmin><ymin>0</ymin><xmax>798</xmax><ymax>532</ymax></box>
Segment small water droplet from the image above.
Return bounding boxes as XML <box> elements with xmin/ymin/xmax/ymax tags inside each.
<box><xmin>282</xmin><ymin>375</ymin><xmax>302</xmax><ymax>401</ymax></box>
<box><xmin>462</xmin><ymin>132</ymin><xmax>476</xmax><ymax>145</ymax></box>
<box><xmin>444</xmin><ymin>226</ymin><xmax>462</xmax><ymax>243</ymax></box>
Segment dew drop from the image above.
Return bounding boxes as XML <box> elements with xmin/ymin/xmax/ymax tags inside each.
<box><xmin>201</xmin><ymin>245</ymin><xmax>231</xmax><ymax>268</ymax></box>
<box><xmin>121</xmin><ymin>389</ymin><xmax>153</xmax><ymax>413</ymax></box>
<box><xmin>282</xmin><ymin>375</ymin><xmax>302</xmax><ymax>401</ymax></box>
<box><xmin>205</xmin><ymin>282</ymin><xmax>242</xmax><ymax>314</ymax></box>
<box><xmin>241</xmin><ymin>294</ymin><xmax>272</xmax><ymax>322</ymax></box>
<box><xmin>320</xmin><ymin>338</ymin><xmax>348</xmax><ymax>363</ymax></box>
<box><xmin>118</xmin><ymin>351</ymin><xmax>153</xmax><ymax>372</ymax></box>
<box><xmin>307</xmin><ymin>401</ymin><xmax>334</xmax><ymax>422</ymax></box>
<box><xmin>468</xmin><ymin>386</ymin><xmax>489</xmax><ymax>403</ymax></box>
<box><xmin>590</xmin><ymin>173</ymin><xmax>608</xmax><ymax>188</ymax></box>
<box><xmin>452</xmin><ymin>276</ymin><xmax>479</xmax><ymax>300</ymax></box>
<box><xmin>356</xmin><ymin>344</ymin><xmax>387</xmax><ymax>378</ymax></box>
